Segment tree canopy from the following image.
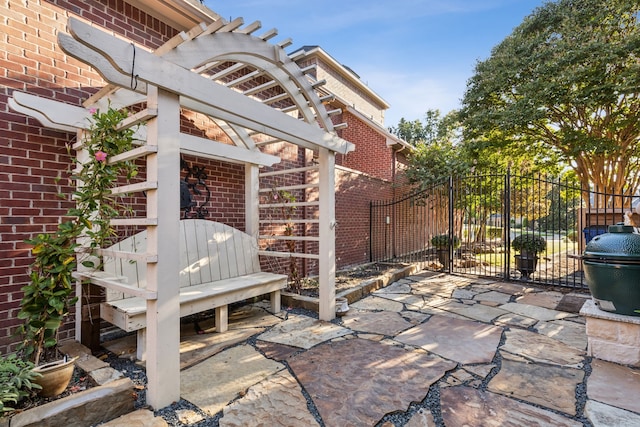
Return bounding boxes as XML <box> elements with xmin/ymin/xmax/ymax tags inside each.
<box><xmin>461</xmin><ymin>0</ymin><xmax>640</xmax><ymax>207</ymax></box>
<box><xmin>390</xmin><ymin>110</ymin><xmax>470</xmax><ymax>189</ymax></box>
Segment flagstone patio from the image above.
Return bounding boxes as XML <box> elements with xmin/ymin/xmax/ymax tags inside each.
<box><xmin>105</xmin><ymin>271</ymin><xmax>640</xmax><ymax>426</ymax></box>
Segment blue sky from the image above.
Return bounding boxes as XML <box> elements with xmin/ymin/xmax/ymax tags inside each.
<box><xmin>204</xmin><ymin>1</ymin><xmax>547</xmax><ymax>127</ymax></box>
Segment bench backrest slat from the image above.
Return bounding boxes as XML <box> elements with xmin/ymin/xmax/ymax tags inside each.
<box><xmin>212</xmin><ymin>222</ymin><xmax>231</xmax><ymax>280</ymax></box>
<box><xmin>102</xmin><ymin>219</ymin><xmax>261</xmax><ymax>301</ymax></box>
<box><xmin>193</xmin><ymin>219</ymin><xmax>213</xmax><ymax>284</ymax></box>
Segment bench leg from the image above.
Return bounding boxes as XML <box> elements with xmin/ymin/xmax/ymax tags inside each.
<box><xmin>270</xmin><ymin>290</ymin><xmax>281</xmax><ymax>313</ymax></box>
<box><xmin>137</xmin><ymin>328</ymin><xmax>147</xmax><ymax>361</ymax></box>
<box><xmin>215</xmin><ymin>305</ymin><xmax>228</xmax><ymax>333</ymax></box>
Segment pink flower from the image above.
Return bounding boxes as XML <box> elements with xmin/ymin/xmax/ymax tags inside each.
<box><xmin>88</xmin><ymin>107</ymin><xmax>97</xmax><ymax>115</ymax></box>
<box><xmin>95</xmin><ymin>151</ymin><xmax>107</xmax><ymax>163</ymax></box>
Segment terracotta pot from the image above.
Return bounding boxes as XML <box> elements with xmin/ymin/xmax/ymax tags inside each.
<box><xmin>33</xmin><ymin>356</ymin><xmax>79</xmax><ymax>398</ymax></box>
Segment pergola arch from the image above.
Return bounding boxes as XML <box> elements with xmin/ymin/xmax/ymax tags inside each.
<box><xmin>9</xmin><ymin>16</ymin><xmax>353</xmax><ymax>409</ymax></box>
<box><xmin>162</xmin><ymin>31</ymin><xmax>334</xmax><ymax>130</ymax></box>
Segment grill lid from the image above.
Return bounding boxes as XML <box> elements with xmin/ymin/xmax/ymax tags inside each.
<box><xmin>583</xmin><ymin>224</ymin><xmax>640</xmax><ymax>261</ymax></box>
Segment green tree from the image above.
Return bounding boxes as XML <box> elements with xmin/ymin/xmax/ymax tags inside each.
<box><xmin>391</xmin><ymin>109</ymin><xmax>470</xmax><ymax>189</ymax></box>
<box><xmin>391</xmin><ymin>110</ymin><xmax>472</xmax><ymax>238</ymax></box>
<box><xmin>461</xmin><ymin>0</ymin><xmax>640</xmax><ymax>207</ymax></box>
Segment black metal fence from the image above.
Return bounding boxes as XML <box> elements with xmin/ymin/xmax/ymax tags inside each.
<box><xmin>370</xmin><ymin>171</ymin><xmax>637</xmax><ymax>289</ymax></box>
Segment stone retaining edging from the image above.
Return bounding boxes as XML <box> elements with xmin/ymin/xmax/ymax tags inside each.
<box><xmin>281</xmin><ymin>264</ymin><xmax>421</xmax><ymax>312</ymax></box>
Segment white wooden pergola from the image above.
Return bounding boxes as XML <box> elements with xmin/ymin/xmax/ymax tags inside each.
<box><xmin>9</xmin><ymin>17</ymin><xmax>353</xmax><ymax>409</ymax></box>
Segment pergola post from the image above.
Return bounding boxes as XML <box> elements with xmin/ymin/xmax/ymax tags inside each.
<box><xmin>318</xmin><ymin>147</ymin><xmax>336</xmax><ymax>320</ymax></box>
<box><xmin>245</xmin><ymin>164</ymin><xmax>260</xmax><ymax>237</ymax></box>
<box><xmin>145</xmin><ymin>86</ymin><xmax>181</xmax><ymax>409</ymax></box>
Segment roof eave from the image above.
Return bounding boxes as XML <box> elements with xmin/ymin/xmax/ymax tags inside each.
<box><xmin>337</xmin><ymin>103</ymin><xmax>412</xmax><ymax>152</ymax></box>
<box><xmin>129</xmin><ymin>0</ymin><xmax>221</xmax><ymax>30</ymax></box>
<box><xmin>294</xmin><ymin>46</ymin><xmax>390</xmax><ymax>110</ymax></box>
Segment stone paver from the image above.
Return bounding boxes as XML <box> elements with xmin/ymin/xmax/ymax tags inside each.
<box><xmin>374</xmin><ymin>281</ymin><xmax>412</xmax><ymax>294</ymax></box>
<box><xmin>101</xmin><ymin>409</ymin><xmax>168</xmax><ymax>427</ymax></box>
<box><xmin>342</xmin><ymin>310</ymin><xmax>414</xmax><ymax>336</ymax></box>
<box><xmin>488</xmin><ymin>358</ymin><xmax>584</xmax><ymax>415</ymax></box>
<box><xmin>118</xmin><ymin>271</ymin><xmax>638</xmax><ymax>427</ymax></box>
<box><xmin>180</xmin><ymin>345</ymin><xmax>284</xmax><ymax>416</ymax></box>
<box><xmin>254</xmin><ymin>340</ymin><xmax>300</xmax><ymax>361</ymax></box>
<box><xmin>90</xmin><ymin>367</ymin><xmax>124</xmax><ymax>385</ymax></box>
<box><xmin>535</xmin><ymin>319</ymin><xmax>587</xmax><ymax>350</ymax></box>
<box><xmin>500</xmin><ymin>302</ymin><xmax>574</xmax><ymax>321</ymax></box>
<box><xmin>494</xmin><ymin>313</ymin><xmax>538</xmax><ymax>328</ymax></box>
<box><xmin>516</xmin><ymin>291</ymin><xmax>564</xmax><ymax>309</ymax></box>
<box><xmin>411</xmin><ymin>281</ymin><xmax>459</xmax><ymax>297</ymax></box>
<box><xmin>400</xmin><ymin>310</ymin><xmax>430</xmax><ymax>325</ymax></box>
<box><xmin>501</xmin><ymin>328</ymin><xmax>584</xmax><ymax>367</ymax></box>
<box><xmin>420</xmin><ymin>294</ymin><xmax>453</xmax><ymax>308</ymax></box>
<box><xmin>257</xmin><ymin>314</ymin><xmax>351</xmax><ymax>349</ymax></box>
<box><xmin>450</xmin><ymin>368</ymin><xmax>475</xmax><ymax>383</ymax></box>
<box><xmin>288</xmin><ymin>337</ymin><xmax>455</xmax><ymax>426</ymax></box>
<box><xmin>219</xmin><ymin>370</ymin><xmax>318</xmax><ymax>427</ymax></box>
<box><xmin>350</xmin><ymin>295</ymin><xmax>405</xmax><ymax>312</ymax></box>
<box><xmin>474</xmin><ymin>290</ymin><xmax>512</xmax><ymax>305</ymax></box>
<box><xmin>396</xmin><ymin>315</ymin><xmax>503</xmax><ymax>364</ymax></box>
<box><xmin>180</xmin><ymin>327</ymin><xmax>263</xmax><ymax>369</ymax></box>
<box><xmin>463</xmin><ymin>364</ymin><xmax>496</xmax><ymax>379</ymax></box>
<box><xmin>417</xmin><ymin>305</ymin><xmax>471</xmax><ymax>320</ymax></box>
<box><xmin>448</xmin><ymin>303</ymin><xmax>508</xmax><ymax>323</ymax></box>
<box><xmin>175</xmin><ymin>409</ymin><xmax>204</xmax><ymax>425</ymax></box>
<box><xmin>471</xmin><ymin>282</ymin><xmax>530</xmax><ymax>296</ymax></box>
<box><xmin>437</xmin><ymin>300</ymin><xmax>471</xmax><ymax>312</ymax></box>
<box><xmin>440</xmin><ymin>386</ymin><xmax>581</xmax><ymax>426</ymax></box>
<box><xmin>584</xmin><ymin>399</ymin><xmax>640</xmax><ymax>427</ymax></box>
<box><xmin>377</xmin><ymin>292</ymin><xmax>429</xmax><ymax>310</ymax></box>
<box><xmin>557</xmin><ymin>294</ymin><xmax>590</xmax><ymax>313</ymax></box>
<box><xmin>451</xmin><ymin>288</ymin><xmax>477</xmax><ymax>300</ymax></box>
<box><xmin>405</xmin><ymin>408</ymin><xmax>436</xmax><ymax>427</ymax></box>
<box><xmin>227</xmin><ymin>304</ymin><xmax>284</xmax><ymax>328</ymax></box>
<box><xmin>588</xmin><ymin>359</ymin><xmax>640</xmax><ymax>414</ymax></box>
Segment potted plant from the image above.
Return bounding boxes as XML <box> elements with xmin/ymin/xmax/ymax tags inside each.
<box><xmin>511</xmin><ymin>233</ymin><xmax>546</xmax><ymax>279</ymax></box>
<box><xmin>16</xmin><ymin>106</ymin><xmax>137</xmax><ymax>397</ymax></box>
<box><xmin>431</xmin><ymin>234</ymin><xmax>461</xmax><ymax>269</ymax></box>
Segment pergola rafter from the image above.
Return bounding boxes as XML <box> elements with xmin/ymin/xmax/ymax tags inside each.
<box><xmin>9</xmin><ymin>15</ymin><xmax>353</xmax><ymax>410</ymax></box>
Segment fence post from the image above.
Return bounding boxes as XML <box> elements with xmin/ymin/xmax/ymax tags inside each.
<box><xmin>504</xmin><ymin>170</ymin><xmax>512</xmax><ymax>280</ymax></box>
<box><xmin>448</xmin><ymin>175</ymin><xmax>455</xmax><ymax>272</ymax></box>
<box><xmin>369</xmin><ymin>201</ymin><xmax>373</xmax><ymax>263</ymax></box>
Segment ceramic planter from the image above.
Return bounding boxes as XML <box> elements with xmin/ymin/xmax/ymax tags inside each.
<box><xmin>33</xmin><ymin>356</ymin><xmax>79</xmax><ymax>398</ymax></box>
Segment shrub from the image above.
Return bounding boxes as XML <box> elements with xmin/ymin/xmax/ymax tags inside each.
<box><xmin>0</xmin><ymin>355</ymin><xmax>41</xmax><ymax>414</ymax></box>
<box><xmin>431</xmin><ymin>234</ymin><xmax>461</xmax><ymax>249</ymax></box>
<box><xmin>511</xmin><ymin>234</ymin><xmax>546</xmax><ymax>254</ymax></box>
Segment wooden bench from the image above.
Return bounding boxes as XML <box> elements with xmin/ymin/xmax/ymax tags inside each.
<box><xmin>76</xmin><ymin>219</ymin><xmax>287</xmax><ymax>360</ymax></box>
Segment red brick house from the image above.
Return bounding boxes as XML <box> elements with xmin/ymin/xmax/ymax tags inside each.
<box><xmin>0</xmin><ymin>0</ymin><xmax>410</xmax><ymax>366</ymax></box>
<box><xmin>293</xmin><ymin>46</ymin><xmax>412</xmax><ymax>270</ymax></box>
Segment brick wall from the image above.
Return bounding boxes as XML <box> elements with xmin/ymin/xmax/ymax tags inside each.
<box><xmin>0</xmin><ymin>0</ymin><xmax>176</xmax><ymax>354</ymax></box>
<box><xmin>335</xmin><ymin>166</ymin><xmax>395</xmax><ymax>268</ymax></box>
<box><xmin>337</xmin><ymin>111</ymin><xmax>395</xmax><ymax>181</ymax></box>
